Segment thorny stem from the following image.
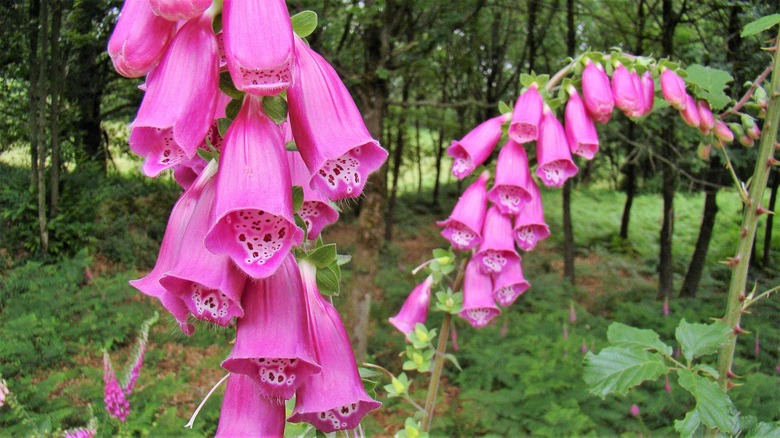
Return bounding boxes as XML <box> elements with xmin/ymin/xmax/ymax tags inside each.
<box><xmin>744</xmin><ymin>284</ymin><xmax>780</xmax><ymax>309</ymax></box>
<box><xmin>719</xmin><ymin>64</ymin><xmax>774</xmax><ymax>118</ymax></box>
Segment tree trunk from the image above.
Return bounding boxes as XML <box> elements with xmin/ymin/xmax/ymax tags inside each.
<box><xmin>561</xmin><ymin>0</ymin><xmax>576</xmax><ymax>285</ymax></box>
<box><xmin>432</xmin><ymin>124</ymin><xmax>445</xmax><ymax>209</ymax></box>
<box><xmin>385</xmin><ymin>80</ymin><xmax>410</xmax><ymax>241</ymax></box>
<box><xmin>28</xmin><ymin>0</ymin><xmax>40</xmax><ymax>193</ymax></box>
<box><xmin>415</xmin><ymin>115</ymin><xmax>422</xmax><ymax>194</ymax></box>
<box><xmin>35</xmin><ymin>0</ymin><xmax>50</xmax><ymax>254</ymax></box>
<box><xmin>49</xmin><ymin>0</ymin><xmax>62</xmax><ymax>216</ymax></box>
<box><xmin>762</xmin><ymin>169</ymin><xmax>778</xmax><ymax>266</ymax></box>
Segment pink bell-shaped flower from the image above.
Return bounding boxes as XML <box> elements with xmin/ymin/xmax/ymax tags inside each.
<box><xmin>103</xmin><ymin>352</ymin><xmax>130</xmax><ymax>421</ymax></box>
<box><xmin>223</xmin><ymin>0</ymin><xmax>294</xmax><ymax>95</ymax></box>
<box><xmin>641</xmin><ymin>71</ymin><xmax>655</xmax><ymax>115</ymax></box>
<box><xmin>205</xmin><ymin>96</ymin><xmax>303</xmax><ymax>279</ymax></box>
<box><xmin>389</xmin><ymin>275</ymin><xmax>434</xmax><ymax>335</ymax></box>
<box><xmin>536</xmin><ymin>106</ymin><xmax>578</xmax><ymax>187</ymax></box>
<box><xmin>436</xmin><ymin>170</ymin><xmax>490</xmax><ymax>251</ymax></box>
<box><xmin>509</xmin><ymin>83</ymin><xmax>544</xmax><ymax>143</ymax></box>
<box><xmin>107</xmin><ymin>0</ymin><xmax>176</xmax><ymax>78</ymax></box>
<box><xmin>172</xmin><ymin>153</ymin><xmax>207</xmax><ymax>191</ymax></box>
<box><xmin>612</xmin><ymin>64</ymin><xmax>644</xmax><ymax>118</ymax></box>
<box><xmin>564</xmin><ymin>87</ymin><xmax>599</xmax><ymax>160</ymax></box>
<box><xmin>513</xmin><ymin>179</ymin><xmax>550</xmax><ymax>251</ymax></box>
<box><xmin>486</xmin><ymin>140</ymin><xmax>533</xmax><ymax>216</ymax></box>
<box><xmin>129</xmin><ymin>15</ymin><xmax>219</xmax><ymax>177</ymax></box>
<box><xmin>159</xmin><ymin>167</ymin><xmax>246</xmax><ymax>327</ymax></box>
<box><xmin>287</xmin><ymin>151</ymin><xmax>339</xmax><ymax>240</ymax></box>
<box><xmin>447</xmin><ymin>114</ymin><xmax>508</xmax><ymax>180</ymax></box>
<box><xmin>714</xmin><ymin>120</ymin><xmax>734</xmax><ymax>143</ymax></box>
<box><xmin>474</xmin><ymin>206</ymin><xmax>521</xmax><ymax>275</ymax></box>
<box><xmin>288</xmin><ymin>36</ymin><xmax>388</xmax><ymax>200</ymax></box>
<box><xmin>492</xmin><ymin>259</ymin><xmax>530</xmax><ymax>307</ymax></box>
<box><xmin>660</xmin><ymin>68</ymin><xmax>687</xmax><ymax>110</ymax></box>
<box><xmin>680</xmin><ymin>94</ymin><xmax>700</xmax><ymax>127</ymax></box>
<box><xmin>148</xmin><ymin>0</ymin><xmax>211</xmax><ymax>21</ymax></box>
<box><xmin>215</xmin><ymin>374</ymin><xmax>286</xmax><ymax>437</ymax></box>
<box><xmin>288</xmin><ymin>260</ymin><xmax>381</xmax><ymax>432</ymax></box>
<box><xmin>582</xmin><ymin>60</ymin><xmax>614</xmax><ymax>124</ymax></box>
<box><xmin>222</xmin><ymin>256</ymin><xmax>321</xmax><ymax>400</ymax></box>
<box><xmin>697</xmin><ymin>100</ymin><xmax>714</xmax><ymax>134</ymax></box>
<box><xmin>458</xmin><ymin>258</ymin><xmax>500</xmax><ymax>328</ymax></box>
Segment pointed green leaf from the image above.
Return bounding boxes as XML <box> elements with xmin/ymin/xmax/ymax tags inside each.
<box><xmin>674</xmin><ymin>409</ymin><xmax>702</xmax><ymax>438</ymax></box>
<box><xmin>607</xmin><ymin>322</ymin><xmax>673</xmax><ymax>355</ymax></box>
<box><xmin>335</xmin><ymin>254</ymin><xmax>352</xmax><ymax>266</ymax></box>
<box><xmin>498</xmin><ymin>100</ymin><xmax>512</xmax><ymax>114</ymax></box>
<box><xmin>285</xmin><ymin>140</ymin><xmax>298</xmax><ymax>151</ymax></box>
<box><xmin>315</xmin><ymin>262</ymin><xmax>340</xmax><ymax>296</ymax></box>
<box><xmin>219</xmin><ymin>72</ymin><xmax>244</xmax><ymax>100</ymax></box>
<box><xmin>291</xmin><ymin>11</ymin><xmax>318</xmax><ymax>38</ymax></box>
<box><xmin>583</xmin><ymin>347</ymin><xmax>667</xmax><ymax>398</ymax></box>
<box><xmin>262</xmin><ymin>95</ymin><xmax>288</xmax><ymax>124</ymax></box>
<box><xmin>307</xmin><ymin>244</ymin><xmax>337</xmax><ymax>268</ymax></box>
<box><xmin>741</xmin><ymin>14</ymin><xmax>780</xmax><ymax>37</ymax></box>
<box><xmin>520</xmin><ymin>73</ymin><xmax>535</xmax><ymax>88</ymax></box>
<box><xmin>684</xmin><ymin>65</ymin><xmax>733</xmax><ymax>110</ymax></box>
<box><xmin>292</xmin><ymin>186</ymin><xmax>304</xmax><ymax>213</ymax></box>
<box><xmin>358</xmin><ymin>367</ymin><xmax>381</xmax><ymax>379</ymax></box>
<box><xmin>745</xmin><ymin>421</ymin><xmax>780</xmax><ymax>438</ymax></box>
<box><xmin>678</xmin><ymin>369</ymin><xmax>740</xmax><ymax>435</ymax></box>
<box><xmin>444</xmin><ymin>353</ymin><xmax>462</xmax><ymax>371</ymax></box>
<box><xmin>225</xmin><ymin>99</ymin><xmax>242</xmax><ymax>120</ymax></box>
<box><xmin>212</xmin><ymin>13</ymin><xmax>223</xmax><ymax>34</ymax></box>
<box><xmin>293</xmin><ymin>214</ymin><xmax>308</xmax><ymax>237</ymax></box>
<box><xmin>217</xmin><ymin>117</ymin><xmax>232</xmax><ymax>137</ymax></box>
<box><xmin>675</xmin><ymin>319</ymin><xmax>730</xmax><ymax>364</ymax></box>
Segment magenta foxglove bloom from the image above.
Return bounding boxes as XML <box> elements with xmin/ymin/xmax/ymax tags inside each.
<box><xmin>458</xmin><ymin>259</ymin><xmax>500</xmax><ymax>328</ymax></box>
<box><xmin>288</xmin><ymin>151</ymin><xmax>339</xmax><ymax>240</ymax></box>
<box><xmin>475</xmin><ymin>206</ymin><xmax>521</xmax><ymax>275</ymax></box>
<box><xmin>64</xmin><ymin>427</ymin><xmax>96</xmax><ymax>438</ymax></box>
<box><xmin>215</xmin><ymin>374</ymin><xmax>286</xmax><ymax>437</ymax></box>
<box><xmin>389</xmin><ymin>275</ymin><xmax>434</xmax><ymax>335</ymax></box>
<box><xmin>630</xmin><ymin>404</ymin><xmax>640</xmax><ymax>418</ymax></box>
<box><xmin>714</xmin><ymin>120</ymin><xmax>734</xmax><ymax>143</ymax></box>
<box><xmin>492</xmin><ymin>260</ymin><xmax>529</xmax><ymax>307</ymax></box>
<box><xmin>289</xmin><ymin>260</ymin><xmax>381</xmax><ymax>432</ymax></box>
<box><xmin>612</xmin><ymin>64</ymin><xmax>644</xmax><ymax>118</ymax></box>
<box><xmin>660</xmin><ymin>68</ymin><xmax>687</xmax><ymax>110</ymax></box>
<box><xmin>536</xmin><ymin>106</ymin><xmax>578</xmax><ymax>187</ymax></box>
<box><xmin>107</xmin><ymin>0</ymin><xmax>176</xmax><ymax>78</ymax></box>
<box><xmin>447</xmin><ymin>114</ymin><xmax>508</xmax><ymax>179</ymax></box>
<box><xmin>698</xmin><ymin>100</ymin><xmax>714</xmax><ymax>134</ymax></box>
<box><xmin>159</xmin><ymin>168</ymin><xmax>247</xmax><ymax>327</ymax></box>
<box><xmin>680</xmin><ymin>94</ymin><xmax>700</xmax><ymax>127</ymax></box>
<box><xmin>582</xmin><ymin>60</ymin><xmax>614</xmax><ymax>124</ymax></box>
<box><xmin>172</xmin><ymin>153</ymin><xmax>207</xmax><ymax>191</ymax></box>
<box><xmin>513</xmin><ymin>179</ymin><xmax>550</xmax><ymax>251</ymax></box>
<box><xmin>205</xmin><ymin>96</ymin><xmax>303</xmax><ymax>279</ymax></box>
<box><xmin>436</xmin><ymin>170</ymin><xmax>490</xmax><ymax>251</ymax></box>
<box><xmin>0</xmin><ymin>378</ymin><xmax>8</xmax><ymax>408</ymax></box>
<box><xmin>222</xmin><ymin>256</ymin><xmax>321</xmax><ymax>400</ymax></box>
<box><xmin>564</xmin><ymin>87</ymin><xmax>599</xmax><ymax>160</ymax></box>
<box><xmin>288</xmin><ymin>36</ymin><xmax>387</xmax><ymax>200</ymax></box>
<box><xmin>129</xmin><ymin>15</ymin><xmax>219</xmax><ymax>177</ymax></box>
<box><xmin>487</xmin><ymin>140</ymin><xmax>533</xmax><ymax>216</ymax></box>
<box><xmin>509</xmin><ymin>83</ymin><xmax>543</xmax><ymax>143</ymax></box>
<box><xmin>640</xmin><ymin>71</ymin><xmax>655</xmax><ymax>115</ymax></box>
<box><xmin>223</xmin><ymin>0</ymin><xmax>293</xmax><ymax>95</ymax></box>
<box><xmin>103</xmin><ymin>352</ymin><xmax>130</xmax><ymax>422</ymax></box>
<box><xmin>148</xmin><ymin>0</ymin><xmax>211</xmax><ymax>21</ymax></box>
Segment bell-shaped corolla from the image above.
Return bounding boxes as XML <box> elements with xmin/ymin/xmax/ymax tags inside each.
<box><xmin>288</xmin><ymin>36</ymin><xmax>387</xmax><ymax>200</ymax></box>
<box><xmin>536</xmin><ymin>106</ymin><xmax>578</xmax><ymax>187</ymax></box>
<box><xmin>492</xmin><ymin>260</ymin><xmax>530</xmax><ymax>307</ymax></box>
<box><xmin>288</xmin><ymin>260</ymin><xmax>381</xmax><ymax>432</ymax></box>
<box><xmin>612</xmin><ymin>64</ymin><xmax>644</xmax><ymax>118</ymax></box>
<box><xmin>222</xmin><ymin>256</ymin><xmax>321</xmax><ymax>400</ymax></box>
<box><xmin>640</xmin><ymin>71</ymin><xmax>655</xmax><ymax>115</ymax></box>
<box><xmin>474</xmin><ymin>206</ymin><xmax>521</xmax><ymax>275</ymax></box>
<box><xmin>107</xmin><ymin>0</ymin><xmax>176</xmax><ymax>78</ymax></box>
<box><xmin>447</xmin><ymin>114</ymin><xmax>508</xmax><ymax>180</ymax></box>
<box><xmin>509</xmin><ymin>84</ymin><xmax>543</xmax><ymax>143</ymax></box>
<box><xmin>697</xmin><ymin>100</ymin><xmax>714</xmax><ymax>135</ymax></box>
<box><xmin>129</xmin><ymin>15</ymin><xmax>219</xmax><ymax>177</ymax></box>
<box><xmin>223</xmin><ymin>0</ymin><xmax>294</xmax><ymax>95</ymax></box>
<box><xmin>714</xmin><ymin>120</ymin><xmax>734</xmax><ymax>143</ymax></box>
<box><xmin>458</xmin><ymin>259</ymin><xmax>500</xmax><ymax>328</ymax></box>
<box><xmin>159</xmin><ymin>168</ymin><xmax>246</xmax><ymax>327</ymax></box>
<box><xmin>287</xmin><ymin>152</ymin><xmax>339</xmax><ymax>240</ymax></box>
<box><xmin>513</xmin><ymin>179</ymin><xmax>550</xmax><ymax>251</ymax></box>
<box><xmin>582</xmin><ymin>60</ymin><xmax>614</xmax><ymax>124</ymax></box>
<box><xmin>389</xmin><ymin>275</ymin><xmax>434</xmax><ymax>335</ymax></box>
<box><xmin>215</xmin><ymin>374</ymin><xmax>286</xmax><ymax>438</ymax></box>
<box><xmin>436</xmin><ymin>170</ymin><xmax>490</xmax><ymax>251</ymax></box>
<box><xmin>564</xmin><ymin>87</ymin><xmax>599</xmax><ymax>160</ymax></box>
<box><xmin>148</xmin><ymin>0</ymin><xmax>211</xmax><ymax>21</ymax></box>
<box><xmin>486</xmin><ymin>140</ymin><xmax>533</xmax><ymax>216</ymax></box>
<box><xmin>172</xmin><ymin>153</ymin><xmax>207</xmax><ymax>191</ymax></box>
<box><xmin>660</xmin><ymin>68</ymin><xmax>687</xmax><ymax>110</ymax></box>
<box><xmin>205</xmin><ymin>96</ymin><xmax>303</xmax><ymax>279</ymax></box>
<box><xmin>680</xmin><ymin>94</ymin><xmax>700</xmax><ymax>127</ymax></box>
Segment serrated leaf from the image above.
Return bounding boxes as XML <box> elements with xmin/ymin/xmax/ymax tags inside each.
<box><xmin>316</xmin><ymin>261</ymin><xmax>340</xmax><ymax>296</ymax></box>
<box><xmin>498</xmin><ymin>100</ymin><xmax>512</xmax><ymax>114</ymax></box>
<box><xmin>226</xmin><ymin>99</ymin><xmax>242</xmax><ymax>119</ymax></box>
<box><xmin>746</xmin><ymin>421</ymin><xmax>780</xmax><ymax>438</ymax></box>
<box><xmin>675</xmin><ymin>319</ymin><xmax>730</xmax><ymax>364</ymax></box>
<box><xmin>684</xmin><ymin>65</ymin><xmax>733</xmax><ymax>110</ymax></box>
<box><xmin>678</xmin><ymin>369</ymin><xmax>740</xmax><ymax>435</ymax></box>
<box><xmin>583</xmin><ymin>347</ymin><xmax>667</xmax><ymax>398</ymax></box>
<box><xmin>292</xmin><ymin>186</ymin><xmax>304</xmax><ymax>212</ymax></box>
<box><xmin>291</xmin><ymin>11</ymin><xmax>318</xmax><ymax>38</ymax></box>
<box><xmin>674</xmin><ymin>409</ymin><xmax>702</xmax><ymax>438</ymax></box>
<box><xmin>695</xmin><ymin>364</ymin><xmax>719</xmax><ymax>379</ymax></box>
<box><xmin>262</xmin><ymin>95</ymin><xmax>288</xmax><ymax>123</ymax></box>
<box><xmin>741</xmin><ymin>14</ymin><xmax>780</xmax><ymax>37</ymax></box>
<box><xmin>307</xmin><ymin>244</ymin><xmax>337</xmax><ymax>268</ymax></box>
<box><xmin>607</xmin><ymin>322</ymin><xmax>673</xmax><ymax>355</ymax></box>
<box><xmin>217</xmin><ymin>118</ymin><xmax>232</xmax><ymax>137</ymax></box>
<box><xmin>219</xmin><ymin>72</ymin><xmax>244</xmax><ymax>100</ymax></box>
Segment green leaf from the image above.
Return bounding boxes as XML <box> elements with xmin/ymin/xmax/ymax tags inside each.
<box><xmin>219</xmin><ymin>72</ymin><xmax>244</xmax><ymax>100</ymax></box>
<box><xmin>684</xmin><ymin>64</ymin><xmax>733</xmax><ymax>110</ymax></box>
<box><xmin>520</xmin><ymin>73</ymin><xmax>535</xmax><ymax>88</ymax></box>
<box><xmin>741</xmin><ymin>14</ymin><xmax>780</xmax><ymax>37</ymax></box>
<box><xmin>315</xmin><ymin>261</ymin><xmax>340</xmax><ymax>296</ymax></box>
<box><xmin>444</xmin><ymin>353</ymin><xmax>462</xmax><ymax>371</ymax></box>
<box><xmin>583</xmin><ymin>347</ymin><xmax>667</xmax><ymax>398</ymax></box>
<box><xmin>675</xmin><ymin>319</ymin><xmax>730</xmax><ymax>364</ymax></box>
<box><xmin>291</xmin><ymin>11</ymin><xmax>318</xmax><ymax>38</ymax></box>
<box><xmin>674</xmin><ymin>409</ymin><xmax>702</xmax><ymax>438</ymax></box>
<box><xmin>745</xmin><ymin>421</ymin><xmax>780</xmax><ymax>438</ymax></box>
<box><xmin>335</xmin><ymin>254</ymin><xmax>351</xmax><ymax>266</ymax></box>
<box><xmin>217</xmin><ymin>118</ymin><xmax>232</xmax><ymax>137</ymax></box>
<box><xmin>677</xmin><ymin>369</ymin><xmax>739</xmax><ymax>435</ymax></box>
<box><xmin>292</xmin><ymin>186</ymin><xmax>304</xmax><ymax>213</ymax></box>
<box><xmin>498</xmin><ymin>100</ymin><xmax>512</xmax><ymax>114</ymax></box>
<box><xmin>262</xmin><ymin>95</ymin><xmax>288</xmax><ymax>124</ymax></box>
<box><xmin>225</xmin><ymin>99</ymin><xmax>242</xmax><ymax>120</ymax></box>
<box><xmin>307</xmin><ymin>244</ymin><xmax>337</xmax><ymax>268</ymax></box>
<box><xmin>607</xmin><ymin>322</ymin><xmax>673</xmax><ymax>355</ymax></box>
<box><xmin>358</xmin><ymin>367</ymin><xmax>381</xmax><ymax>379</ymax></box>
<box><xmin>294</xmin><ymin>214</ymin><xmax>308</xmax><ymax>237</ymax></box>
<box><xmin>212</xmin><ymin>13</ymin><xmax>223</xmax><ymax>34</ymax></box>
<box><xmin>285</xmin><ymin>141</ymin><xmax>298</xmax><ymax>151</ymax></box>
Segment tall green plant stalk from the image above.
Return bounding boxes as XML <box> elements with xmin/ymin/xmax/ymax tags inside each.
<box><xmin>715</xmin><ymin>29</ymin><xmax>780</xmax><ymax>392</ymax></box>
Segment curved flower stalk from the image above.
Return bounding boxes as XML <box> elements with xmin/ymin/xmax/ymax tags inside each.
<box><xmin>513</xmin><ymin>179</ymin><xmax>550</xmax><ymax>251</ymax></box>
<box><xmin>486</xmin><ymin>140</ymin><xmax>533</xmax><ymax>216</ymax></box>
<box><xmin>389</xmin><ymin>275</ymin><xmax>435</xmax><ymax>335</ymax></box>
<box><xmin>436</xmin><ymin>170</ymin><xmax>490</xmax><ymax>250</ymax></box>
<box><xmin>129</xmin><ymin>14</ymin><xmax>219</xmax><ymax>177</ymax></box>
<box><xmin>223</xmin><ymin>0</ymin><xmax>294</xmax><ymax>95</ymax></box>
<box><xmin>148</xmin><ymin>0</ymin><xmax>211</xmax><ymax>21</ymax></box>
<box><xmin>492</xmin><ymin>260</ymin><xmax>530</xmax><ymax>307</ymax></box>
<box><xmin>447</xmin><ymin>114</ymin><xmax>508</xmax><ymax>179</ymax></box>
<box><xmin>474</xmin><ymin>206</ymin><xmax>520</xmax><ymax>275</ymax></box>
<box><xmin>535</xmin><ymin>105</ymin><xmax>578</xmax><ymax>187</ymax></box>
<box><xmin>205</xmin><ymin>96</ymin><xmax>303</xmax><ymax>279</ymax></box>
<box><xmin>509</xmin><ymin>83</ymin><xmax>544</xmax><ymax>143</ymax></box>
<box><xmin>287</xmin><ymin>151</ymin><xmax>339</xmax><ymax>240</ymax></box>
<box><xmin>564</xmin><ymin>87</ymin><xmax>600</xmax><ymax>160</ymax></box>
<box><xmin>582</xmin><ymin>60</ymin><xmax>614</xmax><ymax>123</ymax></box>
<box><xmin>289</xmin><ymin>260</ymin><xmax>381</xmax><ymax>432</ymax></box>
<box><xmin>107</xmin><ymin>0</ymin><xmax>176</xmax><ymax>78</ymax></box>
<box><xmin>458</xmin><ymin>258</ymin><xmax>500</xmax><ymax>328</ymax></box>
<box><xmin>222</xmin><ymin>256</ymin><xmax>321</xmax><ymax>400</ymax></box>
<box><xmin>215</xmin><ymin>374</ymin><xmax>286</xmax><ymax>437</ymax></box>
<box><xmin>288</xmin><ymin>35</ymin><xmax>387</xmax><ymax>200</ymax></box>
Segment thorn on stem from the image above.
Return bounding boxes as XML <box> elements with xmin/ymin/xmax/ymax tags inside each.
<box><xmin>726</xmin><ymin>369</ymin><xmax>737</xmax><ymax>379</ymax></box>
<box><xmin>724</xmin><ymin>256</ymin><xmax>741</xmax><ymax>267</ymax></box>
<box><xmin>741</xmin><ymin>227</ymin><xmax>748</xmax><ymax>238</ymax></box>
<box><xmin>768</xmin><ymin>157</ymin><xmax>780</xmax><ymax>167</ymax></box>
<box><xmin>739</xmin><ymin>292</ymin><xmax>746</xmax><ymax>302</ymax></box>
<box><xmin>756</xmin><ymin>206</ymin><xmax>772</xmax><ymax>216</ymax></box>
<box><xmin>734</xmin><ymin>324</ymin><xmax>747</xmax><ymax>335</ymax></box>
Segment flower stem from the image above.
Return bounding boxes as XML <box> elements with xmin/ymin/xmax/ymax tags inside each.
<box><xmin>184</xmin><ymin>372</ymin><xmax>230</xmax><ymax>429</ymax></box>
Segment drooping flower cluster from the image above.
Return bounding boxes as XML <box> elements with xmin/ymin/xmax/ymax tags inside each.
<box><xmin>0</xmin><ymin>377</ymin><xmax>9</xmax><ymax>408</ymax></box>
<box><xmin>108</xmin><ymin>0</ymin><xmax>385</xmax><ymax>433</ymax></box>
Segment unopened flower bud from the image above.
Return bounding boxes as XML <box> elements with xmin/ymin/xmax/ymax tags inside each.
<box><xmin>680</xmin><ymin>94</ymin><xmax>700</xmax><ymax>127</ymax></box>
<box><xmin>630</xmin><ymin>404</ymin><xmax>640</xmax><ymax>417</ymax></box>
<box><xmin>582</xmin><ymin>60</ymin><xmax>614</xmax><ymax>123</ymax></box>
<box><xmin>660</xmin><ymin>68</ymin><xmax>687</xmax><ymax>110</ymax></box>
<box><xmin>714</xmin><ymin>120</ymin><xmax>734</xmax><ymax>143</ymax></box>
<box><xmin>697</xmin><ymin>100</ymin><xmax>714</xmax><ymax>134</ymax></box>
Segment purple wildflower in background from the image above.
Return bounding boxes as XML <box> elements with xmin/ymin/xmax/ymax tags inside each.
<box><xmin>389</xmin><ymin>275</ymin><xmax>435</xmax><ymax>335</ymax></box>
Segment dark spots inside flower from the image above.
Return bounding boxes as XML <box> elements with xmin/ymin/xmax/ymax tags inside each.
<box><xmin>238</xmin><ymin>234</ymin><xmax>246</xmax><ymax>242</ymax></box>
<box><xmin>277</xmin><ymin>375</ymin><xmax>284</xmax><ymax>383</ymax></box>
<box><xmin>263</xmin><ymin>233</ymin><xmax>272</xmax><ymax>242</ymax></box>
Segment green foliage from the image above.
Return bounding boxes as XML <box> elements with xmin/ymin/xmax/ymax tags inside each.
<box><xmin>291</xmin><ymin>11</ymin><xmax>318</xmax><ymax>39</ymax></box>
<box><xmin>675</xmin><ymin>320</ymin><xmax>730</xmax><ymax>364</ymax></box>
<box><xmin>677</xmin><ymin>369</ymin><xmax>740</xmax><ymax>435</ymax></box>
<box><xmin>741</xmin><ymin>14</ymin><xmax>780</xmax><ymax>37</ymax></box>
<box><xmin>684</xmin><ymin>64</ymin><xmax>734</xmax><ymax>110</ymax></box>
<box><xmin>584</xmin><ymin>347</ymin><xmax>668</xmax><ymax>398</ymax></box>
